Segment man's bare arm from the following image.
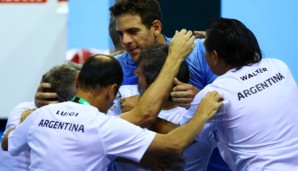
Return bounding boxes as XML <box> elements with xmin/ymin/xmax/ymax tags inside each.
<box><xmin>1</xmin><ymin>128</ymin><xmax>15</xmax><ymax>151</ymax></box>
<box><xmin>147</xmin><ymin>91</ymin><xmax>223</xmax><ymax>155</ymax></box>
<box><xmin>150</xmin><ymin>118</ymin><xmax>179</xmax><ymax>134</ymax></box>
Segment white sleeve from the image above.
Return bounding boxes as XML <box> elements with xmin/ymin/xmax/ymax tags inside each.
<box><xmin>179</xmin><ymin>87</ymin><xmax>229</xmax><ymax>125</ymax></box>
<box><xmin>119</xmin><ymin>85</ymin><xmax>140</xmax><ymax>99</ymax></box>
<box><xmin>8</xmin><ymin>110</ymin><xmax>37</xmax><ymax>156</ymax></box>
<box><xmin>99</xmin><ymin>116</ymin><xmax>156</xmax><ymax>162</ymax></box>
<box><xmin>4</xmin><ymin>102</ymin><xmax>36</xmax><ymax>133</ymax></box>
<box><xmin>179</xmin><ymin>91</ymin><xmax>206</xmax><ymax>125</ymax></box>
<box><xmin>107</xmin><ymin>85</ymin><xmax>140</xmax><ymax>116</ymax></box>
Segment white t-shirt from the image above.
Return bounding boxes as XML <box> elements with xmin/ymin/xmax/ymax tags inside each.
<box><xmin>181</xmin><ymin>58</ymin><xmax>298</xmax><ymax>171</ymax></box>
<box><xmin>0</xmin><ymin>101</ymin><xmax>36</xmax><ymax>171</ymax></box>
<box><xmin>8</xmin><ymin>101</ymin><xmax>156</xmax><ymax>171</ymax></box>
<box><xmin>158</xmin><ymin>107</ymin><xmax>186</xmax><ymax>124</ymax></box>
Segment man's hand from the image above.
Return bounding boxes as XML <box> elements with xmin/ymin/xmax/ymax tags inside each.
<box><xmin>195</xmin><ymin>91</ymin><xmax>224</xmax><ymax>121</ymax></box>
<box><xmin>169</xmin><ymin>29</ymin><xmax>195</xmax><ymax>61</ymax></box>
<box><xmin>34</xmin><ymin>83</ymin><xmax>58</xmax><ymax>108</ymax></box>
<box><xmin>120</xmin><ymin>95</ymin><xmax>140</xmax><ymax>112</ymax></box>
<box><xmin>171</xmin><ymin>78</ymin><xmax>199</xmax><ymax>108</ymax></box>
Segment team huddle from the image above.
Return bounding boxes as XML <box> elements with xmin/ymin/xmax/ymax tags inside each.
<box><xmin>1</xmin><ymin>0</ymin><xmax>298</xmax><ymax>171</ymax></box>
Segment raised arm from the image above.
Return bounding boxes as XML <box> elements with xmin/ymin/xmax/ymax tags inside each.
<box><xmin>120</xmin><ymin>29</ymin><xmax>195</xmax><ymax>127</ymax></box>
<box><xmin>147</xmin><ymin>91</ymin><xmax>223</xmax><ymax>155</ymax></box>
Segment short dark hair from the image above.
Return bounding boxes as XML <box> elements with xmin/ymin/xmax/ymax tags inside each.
<box><xmin>42</xmin><ymin>62</ymin><xmax>81</xmax><ymax>102</ymax></box>
<box><xmin>138</xmin><ymin>44</ymin><xmax>189</xmax><ymax>99</ymax></box>
<box><xmin>77</xmin><ymin>54</ymin><xmax>123</xmax><ymax>94</ymax></box>
<box><xmin>204</xmin><ymin>18</ymin><xmax>262</xmax><ymax>70</ymax></box>
<box><xmin>109</xmin><ymin>0</ymin><xmax>162</xmax><ymax>29</ymax></box>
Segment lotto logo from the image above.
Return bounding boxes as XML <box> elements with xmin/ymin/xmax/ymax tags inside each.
<box><xmin>0</xmin><ymin>0</ymin><xmax>46</xmax><ymax>3</ymax></box>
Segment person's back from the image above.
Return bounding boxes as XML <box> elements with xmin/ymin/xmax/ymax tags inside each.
<box><xmin>211</xmin><ymin>58</ymin><xmax>298</xmax><ymax>170</ymax></box>
<box><xmin>181</xmin><ymin>18</ymin><xmax>298</xmax><ymax>170</ymax></box>
<box><xmin>27</xmin><ymin>102</ymin><xmax>102</xmax><ymax>170</ymax></box>
<box><xmin>25</xmin><ymin>102</ymin><xmax>114</xmax><ymax>170</ymax></box>
<box><xmin>0</xmin><ymin>62</ymin><xmax>80</xmax><ymax>171</ymax></box>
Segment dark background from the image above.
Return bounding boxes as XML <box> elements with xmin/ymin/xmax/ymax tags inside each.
<box><xmin>158</xmin><ymin>0</ymin><xmax>221</xmax><ymax>37</ymax></box>
<box><xmin>0</xmin><ymin>120</ymin><xmax>6</xmax><ymax>131</ymax></box>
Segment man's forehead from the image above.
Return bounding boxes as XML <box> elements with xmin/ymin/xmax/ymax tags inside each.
<box><xmin>115</xmin><ymin>14</ymin><xmax>143</xmax><ymax>27</ymax></box>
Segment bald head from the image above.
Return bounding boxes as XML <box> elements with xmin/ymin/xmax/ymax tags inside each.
<box><xmin>77</xmin><ymin>54</ymin><xmax>123</xmax><ymax>91</ymax></box>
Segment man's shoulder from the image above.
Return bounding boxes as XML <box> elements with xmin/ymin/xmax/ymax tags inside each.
<box><xmin>7</xmin><ymin>101</ymin><xmax>36</xmax><ymax>121</ymax></box>
<box><xmin>35</xmin><ymin>102</ymin><xmax>104</xmax><ymax>124</ymax></box>
<box><xmin>13</xmin><ymin>101</ymin><xmax>36</xmax><ymax>110</ymax></box>
<box><xmin>114</xmin><ymin>51</ymin><xmax>128</xmax><ymax>60</ymax></box>
<box><xmin>262</xmin><ymin>58</ymin><xmax>287</xmax><ymax>67</ymax></box>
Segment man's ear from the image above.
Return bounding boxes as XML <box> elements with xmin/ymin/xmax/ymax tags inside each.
<box><xmin>152</xmin><ymin>20</ymin><xmax>162</xmax><ymax>36</ymax></box>
<box><xmin>211</xmin><ymin>50</ymin><xmax>220</xmax><ymax>65</ymax></box>
<box><xmin>109</xmin><ymin>84</ymin><xmax>118</xmax><ymax>97</ymax></box>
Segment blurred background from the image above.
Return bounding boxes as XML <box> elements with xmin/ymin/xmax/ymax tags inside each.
<box><xmin>0</xmin><ymin>0</ymin><xmax>297</xmax><ymax>131</ymax></box>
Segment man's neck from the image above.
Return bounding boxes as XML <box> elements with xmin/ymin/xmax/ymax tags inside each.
<box><xmin>156</xmin><ymin>34</ymin><xmax>167</xmax><ymax>45</ymax></box>
<box><xmin>75</xmin><ymin>90</ymin><xmax>104</xmax><ymax>111</ymax></box>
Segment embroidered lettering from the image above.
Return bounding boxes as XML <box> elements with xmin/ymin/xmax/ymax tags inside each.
<box><xmin>240</xmin><ymin>67</ymin><xmax>268</xmax><ymax>81</ymax></box>
<box><xmin>238</xmin><ymin>73</ymin><xmax>285</xmax><ymax>101</ymax></box>
<box><xmin>38</xmin><ymin>119</ymin><xmax>84</xmax><ymax>133</ymax></box>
